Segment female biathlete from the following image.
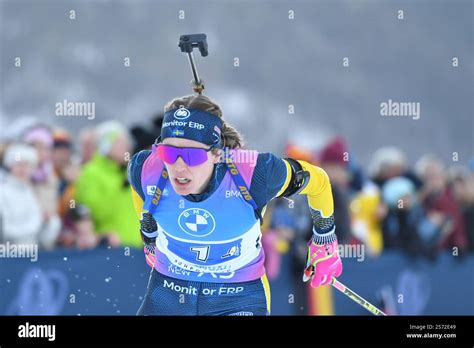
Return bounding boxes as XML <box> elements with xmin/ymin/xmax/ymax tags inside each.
<box><xmin>128</xmin><ymin>94</ymin><xmax>343</xmax><ymax>315</ymax></box>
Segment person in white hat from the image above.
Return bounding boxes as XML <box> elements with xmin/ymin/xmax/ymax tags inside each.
<box><xmin>0</xmin><ymin>143</ymin><xmax>60</xmax><ymax>248</ymax></box>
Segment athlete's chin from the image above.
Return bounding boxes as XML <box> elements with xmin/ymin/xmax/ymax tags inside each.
<box><xmin>171</xmin><ymin>182</ymin><xmax>194</xmax><ymax>195</ymax></box>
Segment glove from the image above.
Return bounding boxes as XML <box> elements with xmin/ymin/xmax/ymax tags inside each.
<box><xmin>140</xmin><ymin>212</ymin><xmax>158</xmax><ymax>268</ymax></box>
<box><xmin>303</xmin><ymin>238</ymin><xmax>342</xmax><ymax>287</ymax></box>
<box><xmin>144</xmin><ymin>244</ymin><xmax>156</xmax><ymax>268</ymax></box>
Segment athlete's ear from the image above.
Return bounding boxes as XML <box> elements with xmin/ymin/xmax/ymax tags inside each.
<box><xmin>211</xmin><ymin>148</ymin><xmax>222</xmax><ymax>164</ymax></box>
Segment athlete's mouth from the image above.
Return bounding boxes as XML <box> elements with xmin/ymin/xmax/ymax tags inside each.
<box><xmin>174</xmin><ymin>177</ymin><xmax>191</xmax><ymax>185</ymax></box>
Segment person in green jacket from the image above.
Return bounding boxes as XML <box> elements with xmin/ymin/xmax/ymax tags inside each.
<box><xmin>75</xmin><ymin>121</ymin><xmax>141</xmax><ymax>248</ymax></box>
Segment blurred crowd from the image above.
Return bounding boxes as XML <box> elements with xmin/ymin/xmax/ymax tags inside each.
<box><xmin>0</xmin><ymin>117</ymin><xmax>473</xmax><ymax>266</ymax></box>
<box><xmin>261</xmin><ymin>138</ymin><xmax>474</xmax><ymax>314</ymax></box>
<box><xmin>263</xmin><ymin>137</ymin><xmax>474</xmax><ymax>286</ymax></box>
<box><xmin>0</xmin><ymin>114</ymin><xmax>163</xmax><ymax>250</ymax></box>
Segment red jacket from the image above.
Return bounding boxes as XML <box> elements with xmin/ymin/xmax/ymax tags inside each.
<box><xmin>423</xmin><ymin>188</ymin><xmax>468</xmax><ymax>250</ymax></box>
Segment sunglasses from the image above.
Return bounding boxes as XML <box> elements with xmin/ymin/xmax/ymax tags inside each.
<box><xmin>156</xmin><ymin>143</ymin><xmax>215</xmax><ymax>166</ymax></box>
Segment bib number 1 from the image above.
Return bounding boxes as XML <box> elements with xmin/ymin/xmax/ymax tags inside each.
<box><xmin>190</xmin><ymin>246</ymin><xmax>210</xmax><ymax>262</ymax></box>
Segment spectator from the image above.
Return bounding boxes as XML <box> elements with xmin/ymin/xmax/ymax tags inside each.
<box><xmin>78</xmin><ymin>127</ymin><xmax>97</xmax><ymax>164</ymax></box>
<box><xmin>51</xmin><ymin>128</ymin><xmax>92</xmax><ymax>248</ymax></box>
<box><xmin>368</xmin><ymin>146</ymin><xmax>422</xmax><ymax>190</ymax></box>
<box><xmin>74</xmin><ymin>121</ymin><xmax>141</xmax><ymax>248</ymax></box>
<box><xmin>51</xmin><ymin>129</ymin><xmax>81</xmax><ymax>220</ymax></box>
<box><xmin>52</xmin><ymin>128</ymin><xmax>74</xmax><ymax>194</ymax></box>
<box><xmin>350</xmin><ymin>182</ymin><xmax>384</xmax><ymax>257</ymax></box>
<box><xmin>346</xmin><ymin>153</ymin><xmax>366</xmax><ymax>194</ymax></box>
<box><xmin>69</xmin><ymin>205</ymin><xmax>99</xmax><ymax>249</ymax></box>
<box><xmin>58</xmin><ymin>204</ymin><xmax>102</xmax><ymax>250</ymax></box>
<box><xmin>448</xmin><ymin>165</ymin><xmax>474</xmax><ymax>251</ymax></box>
<box><xmin>23</xmin><ymin>125</ymin><xmax>61</xmax><ymax>247</ymax></box>
<box><xmin>0</xmin><ymin>143</ymin><xmax>59</xmax><ymax>248</ymax></box>
<box><xmin>416</xmin><ymin>155</ymin><xmax>468</xmax><ymax>253</ymax></box>
<box><xmin>381</xmin><ymin>176</ymin><xmax>440</xmax><ymax>259</ymax></box>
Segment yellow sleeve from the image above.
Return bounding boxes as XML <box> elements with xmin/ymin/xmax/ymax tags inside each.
<box><xmin>297</xmin><ymin>160</ymin><xmax>334</xmax><ymax>217</ymax></box>
<box><xmin>278</xmin><ymin>159</ymin><xmax>334</xmax><ymax>218</ymax></box>
<box><xmin>130</xmin><ymin>186</ymin><xmax>144</xmax><ymax>219</ymax></box>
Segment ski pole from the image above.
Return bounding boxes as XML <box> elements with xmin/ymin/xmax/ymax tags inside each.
<box><xmin>331</xmin><ymin>278</ymin><xmax>387</xmax><ymax>316</ymax></box>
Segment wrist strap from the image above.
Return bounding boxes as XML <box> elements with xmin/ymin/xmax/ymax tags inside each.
<box><xmin>312</xmin><ymin>227</ymin><xmax>337</xmax><ymax>245</ymax></box>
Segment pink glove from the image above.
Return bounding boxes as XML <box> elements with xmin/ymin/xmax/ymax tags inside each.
<box><xmin>144</xmin><ymin>245</ymin><xmax>156</xmax><ymax>268</ymax></box>
<box><xmin>303</xmin><ymin>239</ymin><xmax>343</xmax><ymax>287</ymax></box>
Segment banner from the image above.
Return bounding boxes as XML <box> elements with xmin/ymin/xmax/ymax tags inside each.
<box><xmin>0</xmin><ymin>248</ymin><xmax>472</xmax><ymax>315</ymax></box>
<box><xmin>333</xmin><ymin>252</ymin><xmax>474</xmax><ymax>315</ymax></box>
<box><xmin>0</xmin><ymin>247</ymin><xmax>149</xmax><ymax>315</ymax></box>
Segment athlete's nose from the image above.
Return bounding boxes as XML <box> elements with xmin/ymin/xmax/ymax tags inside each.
<box><xmin>173</xmin><ymin>156</ymin><xmax>188</xmax><ymax>172</ymax></box>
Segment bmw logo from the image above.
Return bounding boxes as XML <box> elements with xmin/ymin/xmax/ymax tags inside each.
<box><xmin>178</xmin><ymin>208</ymin><xmax>216</xmax><ymax>237</ymax></box>
<box><xmin>174</xmin><ymin>107</ymin><xmax>191</xmax><ymax>120</ymax></box>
